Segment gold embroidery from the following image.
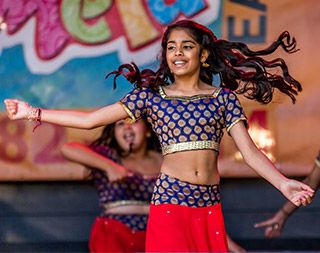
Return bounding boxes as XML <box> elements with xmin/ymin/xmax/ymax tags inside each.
<box><xmin>226</xmin><ymin>117</ymin><xmax>247</xmax><ymax>133</ymax></box>
<box><xmin>118</xmin><ymin>102</ymin><xmax>136</xmax><ymax>123</ymax></box>
<box><xmin>103</xmin><ymin>200</ymin><xmax>149</xmax><ymax>210</ymax></box>
<box><xmin>158</xmin><ymin>86</ymin><xmax>222</xmax><ymax>101</ymax></box>
<box><xmin>162</xmin><ymin>140</ymin><xmax>220</xmax><ymax>155</ymax></box>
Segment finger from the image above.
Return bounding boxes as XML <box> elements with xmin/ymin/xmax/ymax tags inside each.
<box><xmin>300</xmin><ymin>183</ymin><xmax>315</xmax><ymax>194</ymax></box>
<box><xmin>254</xmin><ymin>220</ymin><xmax>273</xmax><ymax>228</ymax></box>
<box><xmin>265</xmin><ymin>226</ymin><xmax>274</xmax><ymax>238</ymax></box>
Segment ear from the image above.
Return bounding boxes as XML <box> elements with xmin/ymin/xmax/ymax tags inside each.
<box><xmin>200</xmin><ymin>49</ymin><xmax>209</xmax><ymax>63</ymax></box>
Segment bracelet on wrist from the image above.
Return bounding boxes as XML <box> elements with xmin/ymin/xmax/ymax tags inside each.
<box><xmin>27</xmin><ymin>107</ymin><xmax>42</xmax><ymax>132</ymax></box>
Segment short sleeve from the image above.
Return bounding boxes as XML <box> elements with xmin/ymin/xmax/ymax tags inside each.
<box><xmin>223</xmin><ymin>90</ymin><xmax>248</xmax><ymax>133</ymax></box>
<box><xmin>90</xmin><ymin>145</ymin><xmax>119</xmax><ymax>163</ymax></box>
<box><xmin>118</xmin><ymin>88</ymin><xmax>149</xmax><ymax>123</ymax></box>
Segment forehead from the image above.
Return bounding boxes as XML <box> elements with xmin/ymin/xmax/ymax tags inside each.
<box><xmin>167</xmin><ymin>28</ymin><xmax>196</xmax><ymax>43</ymax></box>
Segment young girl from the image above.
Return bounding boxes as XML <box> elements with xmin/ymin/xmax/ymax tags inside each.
<box><xmin>4</xmin><ymin>20</ymin><xmax>314</xmax><ymax>252</ymax></box>
<box><xmin>61</xmin><ymin>119</ymin><xmax>162</xmax><ymax>252</ymax></box>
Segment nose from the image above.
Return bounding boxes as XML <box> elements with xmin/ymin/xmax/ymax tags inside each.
<box><xmin>123</xmin><ymin>122</ymin><xmax>132</xmax><ymax>129</ymax></box>
<box><xmin>175</xmin><ymin>46</ymin><xmax>183</xmax><ymax>56</ymax></box>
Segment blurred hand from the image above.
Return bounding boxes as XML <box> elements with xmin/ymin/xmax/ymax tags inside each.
<box><xmin>227</xmin><ymin>235</ymin><xmax>246</xmax><ymax>252</ymax></box>
<box><xmin>254</xmin><ymin>210</ymin><xmax>287</xmax><ymax>238</ymax></box>
<box><xmin>4</xmin><ymin>99</ymin><xmax>30</xmax><ymax>120</ymax></box>
<box><xmin>107</xmin><ymin>165</ymin><xmax>133</xmax><ymax>182</ymax></box>
<box><xmin>279</xmin><ymin>179</ymin><xmax>314</xmax><ymax>206</ymax></box>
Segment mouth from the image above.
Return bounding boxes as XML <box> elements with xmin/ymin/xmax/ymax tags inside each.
<box><xmin>173</xmin><ymin>60</ymin><xmax>187</xmax><ymax>68</ymax></box>
<box><xmin>123</xmin><ymin>132</ymin><xmax>135</xmax><ymax>144</ymax></box>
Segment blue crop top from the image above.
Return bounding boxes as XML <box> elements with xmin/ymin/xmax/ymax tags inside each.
<box><xmin>119</xmin><ymin>86</ymin><xmax>247</xmax><ymax>155</ymax></box>
<box><xmin>90</xmin><ymin>145</ymin><xmax>156</xmax><ymax>214</ymax></box>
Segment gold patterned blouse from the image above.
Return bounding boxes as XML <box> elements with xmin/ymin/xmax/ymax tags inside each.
<box><xmin>119</xmin><ymin>86</ymin><xmax>247</xmax><ymax>155</ymax></box>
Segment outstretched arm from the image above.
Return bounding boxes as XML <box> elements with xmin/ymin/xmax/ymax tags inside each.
<box><xmin>254</xmin><ymin>155</ymin><xmax>320</xmax><ymax>238</ymax></box>
<box><xmin>230</xmin><ymin>122</ymin><xmax>314</xmax><ymax>206</ymax></box>
<box><xmin>61</xmin><ymin>142</ymin><xmax>129</xmax><ymax>181</ymax></box>
<box><xmin>4</xmin><ymin>99</ymin><xmax>127</xmax><ymax>129</ymax></box>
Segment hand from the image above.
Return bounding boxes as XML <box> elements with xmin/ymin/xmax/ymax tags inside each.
<box><xmin>254</xmin><ymin>210</ymin><xmax>287</xmax><ymax>238</ymax></box>
<box><xmin>279</xmin><ymin>179</ymin><xmax>314</xmax><ymax>206</ymax></box>
<box><xmin>107</xmin><ymin>165</ymin><xmax>132</xmax><ymax>182</ymax></box>
<box><xmin>4</xmin><ymin>99</ymin><xmax>31</xmax><ymax>120</ymax></box>
<box><xmin>227</xmin><ymin>235</ymin><xmax>246</xmax><ymax>252</ymax></box>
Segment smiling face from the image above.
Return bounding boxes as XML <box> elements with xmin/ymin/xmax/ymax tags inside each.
<box><xmin>114</xmin><ymin>119</ymin><xmax>150</xmax><ymax>153</ymax></box>
<box><xmin>166</xmin><ymin>28</ymin><xmax>208</xmax><ymax>78</ymax></box>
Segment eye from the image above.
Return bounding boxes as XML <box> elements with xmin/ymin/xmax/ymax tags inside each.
<box><xmin>183</xmin><ymin>45</ymin><xmax>194</xmax><ymax>50</ymax></box>
<box><xmin>116</xmin><ymin>121</ymin><xmax>125</xmax><ymax>127</ymax></box>
<box><xmin>167</xmin><ymin>45</ymin><xmax>175</xmax><ymax>51</ymax></box>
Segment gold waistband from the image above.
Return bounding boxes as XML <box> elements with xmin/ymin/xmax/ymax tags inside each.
<box><xmin>162</xmin><ymin>140</ymin><xmax>220</xmax><ymax>155</ymax></box>
<box><xmin>103</xmin><ymin>200</ymin><xmax>149</xmax><ymax>210</ymax></box>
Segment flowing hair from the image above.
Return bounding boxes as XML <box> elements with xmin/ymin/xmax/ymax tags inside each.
<box><xmin>107</xmin><ymin>20</ymin><xmax>302</xmax><ymax>104</ymax></box>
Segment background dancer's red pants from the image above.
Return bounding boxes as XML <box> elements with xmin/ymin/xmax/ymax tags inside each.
<box><xmin>89</xmin><ymin>217</ymin><xmax>146</xmax><ymax>253</ymax></box>
<box><xmin>146</xmin><ymin>203</ymin><xmax>228</xmax><ymax>252</ymax></box>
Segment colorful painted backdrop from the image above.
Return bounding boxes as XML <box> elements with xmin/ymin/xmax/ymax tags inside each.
<box><xmin>0</xmin><ymin>0</ymin><xmax>319</xmax><ymax>180</ymax></box>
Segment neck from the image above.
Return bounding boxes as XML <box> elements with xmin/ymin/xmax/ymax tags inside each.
<box><xmin>124</xmin><ymin>142</ymin><xmax>149</xmax><ymax>161</ymax></box>
<box><xmin>173</xmin><ymin>70</ymin><xmax>202</xmax><ymax>90</ymax></box>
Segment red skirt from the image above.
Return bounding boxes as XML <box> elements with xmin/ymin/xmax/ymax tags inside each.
<box><xmin>146</xmin><ymin>203</ymin><xmax>228</xmax><ymax>252</ymax></box>
<box><xmin>89</xmin><ymin>217</ymin><xmax>146</xmax><ymax>253</ymax></box>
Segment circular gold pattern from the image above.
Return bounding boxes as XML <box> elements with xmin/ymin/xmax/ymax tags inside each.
<box><xmin>140</xmin><ymin>91</ymin><xmax>147</xmax><ymax>99</ymax></box>
<box><xmin>172</xmin><ymin>113</ymin><xmax>180</xmax><ymax>120</ymax></box>
<box><xmin>194</xmin><ymin>126</ymin><xmax>202</xmax><ymax>134</ymax></box>
<box><xmin>173</xmin><ymin>128</ymin><xmax>181</xmax><ymax>136</ymax></box>
<box><xmin>157</xmin><ymin>110</ymin><xmax>164</xmax><ymax>118</ymax></box>
<box><xmin>193</xmin><ymin>111</ymin><xmax>201</xmax><ymax>118</ymax></box>
<box><xmin>177</xmin><ymin>105</ymin><xmax>185</xmax><ymax>112</ymax></box>
<box><xmin>167</xmin><ymin>107</ymin><xmax>174</xmax><ymax>114</ymax></box>
<box><xmin>199</xmin><ymin>117</ymin><xmax>207</xmax><ymax>125</ymax></box>
<box><xmin>188</xmin><ymin>118</ymin><xmax>196</xmax><ymax>126</ymax></box>
<box><xmin>178</xmin><ymin>135</ymin><xmax>188</xmax><ymax>142</ymax></box>
<box><xmin>164</xmin><ymin>115</ymin><xmax>170</xmax><ymax>123</ymax></box>
<box><xmin>178</xmin><ymin>119</ymin><xmax>186</xmax><ymax>127</ymax></box>
<box><xmin>183</xmin><ymin>112</ymin><xmax>191</xmax><ymax>119</ymax></box>
<box><xmin>187</xmin><ymin>104</ymin><xmax>196</xmax><ymax>111</ymax></box>
<box><xmin>183</xmin><ymin>127</ymin><xmax>192</xmax><ymax>135</ymax></box>
<box><xmin>190</xmin><ymin>134</ymin><xmax>198</xmax><ymax>141</ymax></box>
<box><xmin>160</xmin><ymin>101</ymin><xmax>168</xmax><ymax>108</ymax></box>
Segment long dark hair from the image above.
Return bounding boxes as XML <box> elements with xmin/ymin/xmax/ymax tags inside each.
<box><xmin>107</xmin><ymin>19</ymin><xmax>301</xmax><ymax>104</ymax></box>
<box><xmin>90</xmin><ymin>120</ymin><xmax>160</xmax><ymax>157</ymax></box>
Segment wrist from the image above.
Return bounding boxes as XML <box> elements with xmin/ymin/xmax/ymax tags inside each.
<box><xmin>280</xmin><ymin>207</ymin><xmax>292</xmax><ymax>217</ymax></box>
<box><xmin>27</xmin><ymin>107</ymin><xmax>42</xmax><ymax>132</ymax></box>
<box><xmin>27</xmin><ymin>107</ymin><xmax>41</xmax><ymax>121</ymax></box>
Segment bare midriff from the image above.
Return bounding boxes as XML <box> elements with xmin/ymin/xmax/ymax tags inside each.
<box><xmin>161</xmin><ymin>149</ymin><xmax>220</xmax><ymax>185</ymax></box>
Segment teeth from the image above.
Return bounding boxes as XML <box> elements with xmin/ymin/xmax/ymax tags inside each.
<box><xmin>124</xmin><ymin>132</ymin><xmax>134</xmax><ymax>143</ymax></box>
<box><xmin>174</xmin><ymin>61</ymin><xmax>185</xmax><ymax>65</ymax></box>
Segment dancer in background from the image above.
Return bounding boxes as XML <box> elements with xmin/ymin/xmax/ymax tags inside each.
<box><xmin>4</xmin><ymin>20</ymin><xmax>314</xmax><ymax>252</ymax></box>
<box><xmin>61</xmin><ymin>119</ymin><xmax>162</xmax><ymax>252</ymax></box>
<box><xmin>255</xmin><ymin>150</ymin><xmax>319</xmax><ymax>238</ymax></box>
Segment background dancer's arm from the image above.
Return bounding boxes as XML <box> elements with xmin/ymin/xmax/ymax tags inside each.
<box><xmin>61</xmin><ymin>142</ymin><xmax>129</xmax><ymax>181</ymax></box>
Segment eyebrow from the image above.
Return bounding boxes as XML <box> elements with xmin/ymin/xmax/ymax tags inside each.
<box><xmin>167</xmin><ymin>40</ymin><xmax>196</xmax><ymax>44</ymax></box>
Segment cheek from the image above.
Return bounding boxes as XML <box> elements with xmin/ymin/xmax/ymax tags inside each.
<box><xmin>114</xmin><ymin>129</ymin><xmax>123</xmax><ymax>143</ymax></box>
